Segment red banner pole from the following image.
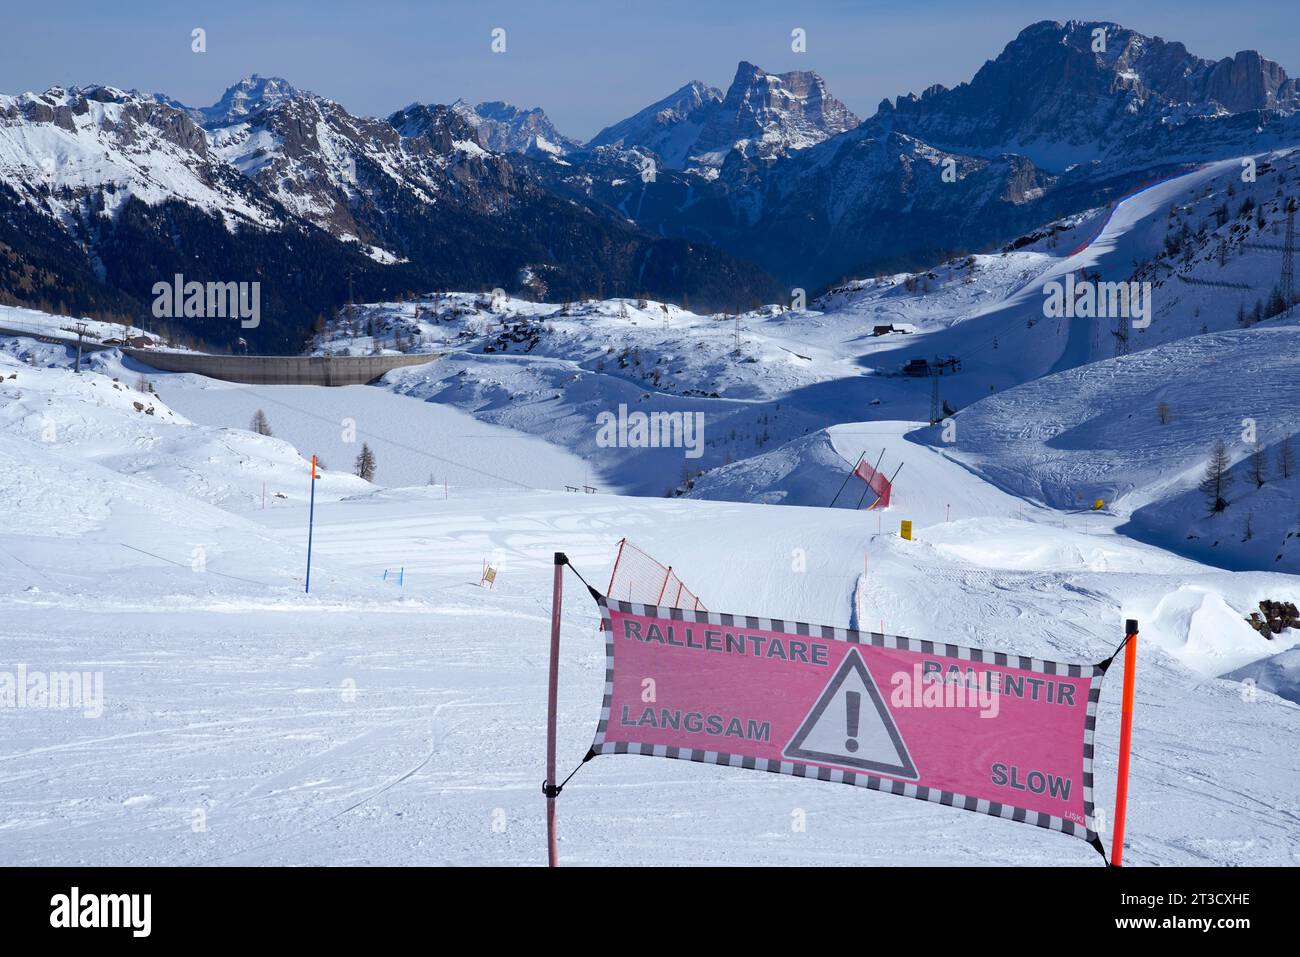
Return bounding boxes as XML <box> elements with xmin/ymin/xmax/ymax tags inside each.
<box><xmin>600</xmin><ymin>539</ymin><xmax>627</xmax><ymax>632</ymax></box>
<box><xmin>605</xmin><ymin>538</ymin><xmax>626</xmax><ymax>596</ymax></box>
<box><xmin>656</xmin><ymin>567</ymin><xmax>672</xmax><ymax>604</ymax></box>
<box><xmin>544</xmin><ymin>552</ymin><xmax>565</xmax><ymax>867</ymax></box>
<box><xmin>1110</xmin><ymin>619</ymin><xmax>1139</xmax><ymax>866</ymax></box>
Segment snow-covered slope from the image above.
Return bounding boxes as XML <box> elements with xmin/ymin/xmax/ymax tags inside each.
<box><xmin>154</xmin><ymin>373</ymin><xmax>598</xmax><ymax>493</ymax></box>
<box><xmin>922</xmin><ymin>326</ymin><xmax>1300</xmax><ymax>572</ymax></box>
<box><xmin>1</xmin><ymin>338</ymin><xmax>1296</xmax><ymax>866</ymax></box>
<box><xmin>285</xmin><ymin>142</ymin><xmax>1300</xmax><ymax>532</ymax></box>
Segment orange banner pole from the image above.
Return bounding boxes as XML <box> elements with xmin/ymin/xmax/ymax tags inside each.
<box><xmin>1110</xmin><ymin>619</ymin><xmax>1139</xmax><ymax>866</ymax></box>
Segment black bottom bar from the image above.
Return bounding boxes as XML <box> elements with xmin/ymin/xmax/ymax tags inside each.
<box><xmin>0</xmin><ymin>866</ymin><xmax>1277</xmax><ymax>941</ymax></box>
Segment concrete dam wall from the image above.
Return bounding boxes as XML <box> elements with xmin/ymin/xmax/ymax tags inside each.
<box><xmin>123</xmin><ymin>350</ymin><xmax>439</xmax><ymax>386</ymax></box>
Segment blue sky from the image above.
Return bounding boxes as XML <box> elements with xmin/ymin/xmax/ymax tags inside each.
<box><xmin>2</xmin><ymin>1</ymin><xmax>1297</xmax><ymax>140</ymax></box>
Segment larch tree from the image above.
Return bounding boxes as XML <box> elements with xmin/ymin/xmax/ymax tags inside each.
<box><xmin>354</xmin><ymin>443</ymin><xmax>377</xmax><ymax>482</ymax></box>
<box><xmin>1200</xmin><ymin>440</ymin><xmax>1232</xmax><ymax>514</ymax></box>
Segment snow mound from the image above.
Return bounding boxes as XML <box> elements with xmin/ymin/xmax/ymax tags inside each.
<box><xmin>685</xmin><ymin>429</ymin><xmax>848</xmax><ymax>505</ymax></box>
<box><xmin>1225</xmin><ymin>648</ymin><xmax>1300</xmax><ymax>706</ymax></box>
<box><xmin>1143</xmin><ymin>585</ymin><xmax>1299</xmax><ymax>676</ymax></box>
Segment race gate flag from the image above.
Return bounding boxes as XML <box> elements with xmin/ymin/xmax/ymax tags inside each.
<box><xmin>543</xmin><ymin>554</ymin><xmax>1139</xmax><ymax>866</ymax></box>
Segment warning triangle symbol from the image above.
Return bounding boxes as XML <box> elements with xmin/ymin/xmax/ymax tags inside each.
<box><xmin>784</xmin><ymin>648</ymin><xmax>919</xmax><ymax>779</ymax></box>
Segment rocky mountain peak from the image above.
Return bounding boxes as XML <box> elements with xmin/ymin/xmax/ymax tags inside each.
<box><xmin>449</xmin><ymin>99</ymin><xmax>578</xmax><ymax>156</ymax></box>
<box><xmin>705</xmin><ymin>61</ymin><xmax>857</xmax><ymax>151</ymax></box>
<box><xmin>584</xmin><ymin>80</ymin><xmax>723</xmax><ymax>162</ymax></box>
<box><xmin>391</xmin><ymin>102</ymin><xmax>483</xmax><ymax>151</ymax></box>
<box><xmin>201</xmin><ymin>75</ymin><xmax>302</xmax><ymax>125</ymax></box>
<box><xmin>588</xmin><ymin>63</ymin><xmax>855</xmax><ymax>170</ymax></box>
<box><xmin>874</xmin><ymin>19</ymin><xmax>1299</xmax><ymax>169</ymax></box>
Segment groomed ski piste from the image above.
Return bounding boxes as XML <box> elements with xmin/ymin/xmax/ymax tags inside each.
<box><xmin>2</xmin><ymin>150</ymin><xmax>1298</xmax><ymax>867</ymax></box>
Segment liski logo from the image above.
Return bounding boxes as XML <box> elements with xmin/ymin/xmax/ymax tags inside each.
<box><xmin>595</xmin><ymin>404</ymin><xmax>705</xmax><ymax>459</ymax></box>
<box><xmin>152</xmin><ymin>273</ymin><xmax>261</xmax><ymax>329</ymax></box>
<box><xmin>1042</xmin><ymin>274</ymin><xmax>1152</xmax><ymax>328</ymax></box>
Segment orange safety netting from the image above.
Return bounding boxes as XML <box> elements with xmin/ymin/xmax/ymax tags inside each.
<box><xmin>606</xmin><ymin>539</ymin><xmax>707</xmax><ymax>611</ymax></box>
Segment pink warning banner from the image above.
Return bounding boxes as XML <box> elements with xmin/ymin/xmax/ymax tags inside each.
<box><xmin>592</xmin><ymin>597</ymin><xmax>1105</xmax><ymax>845</ymax></box>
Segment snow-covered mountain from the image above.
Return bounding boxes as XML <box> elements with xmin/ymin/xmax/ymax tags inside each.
<box><xmin>197</xmin><ymin>74</ymin><xmax>302</xmax><ymax>126</ymax></box>
<box><xmin>450</xmin><ymin>99</ymin><xmax>580</xmax><ymax>156</ymax></box>
<box><xmin>586</xmin><ymin>63</ymin><xmax>858</xmax><ymax>170</ymax></box>
<box><xmin>557</xmin><ymin>20</ymin><xmax>1300</xmax><ymax>290</ymax></box>
<box><xmin>586</xmin><ymin>80</ymin><xmax>723</xmax><ymax>167</ymax></box>
<box><xmin>0</xmin><ymin>85</ymin><xmax>277</xmax><ymax>229</ymax></box>
<box><xmin>696</xmin><ymin>61</ymin><xmax>859</xmax><ymax>164</ymax></box>
<box><xmin>878</xmin><ymin>20</ymin><xmax>1300</xmax><ymax>171</ymax></box>
<box><xmin>3</xmin><ymin>19</ymin><xmax>1299</xmax><ymax>348</ymax></box>
<box><xmin>0</xmin><ymin>78</ymin><xmax>780</xmax><ymax>351</ymax></box>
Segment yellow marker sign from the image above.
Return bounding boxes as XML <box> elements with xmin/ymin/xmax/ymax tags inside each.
<box><xmin>900</xmin><ymin>520</ymin><xmax>913</xmax><ymax>541</ymax></box>
<box><xmin>1092</xmin><ymin>499</ymin><xmax>1105</xmax><ymax>511</ymax></box>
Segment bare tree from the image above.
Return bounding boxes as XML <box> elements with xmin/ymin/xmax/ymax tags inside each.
<box><xmin>1250</xmin><ymin>442</ymin><xmax>1268</xmax><ymax>488</ymax></box>
<box><xmin>1200</xmin><ymin>440</ymin><xmax>1232</xmax><ymax>514</ymax></box>
<box><xmin>1279</xmin><ymin>435</ymin><xmax>1295</xmax><ymax>480</ymax></box>
<box><xmin>250</xmin><ymin>409</ymin><xmax>272</xmax><ymax>436</ymax></box>
<box><xmin>354</xmin><ymin>443</ymin><xmax>377</xmax><ymax>482</ymax></box>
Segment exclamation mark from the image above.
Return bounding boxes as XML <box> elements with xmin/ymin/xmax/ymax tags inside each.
<box><xmin>845</xmin><ymin>691</ymin><xmax>861</xmax><ymax>753</ymax></box>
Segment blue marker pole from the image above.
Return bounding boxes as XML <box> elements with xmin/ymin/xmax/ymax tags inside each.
<box><xmin>305</xmin><ymin>454</ymin><xmax>317</xmax><ymax>594</ymax></box>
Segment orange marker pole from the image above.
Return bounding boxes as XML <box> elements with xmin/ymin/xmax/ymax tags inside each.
<box><xmin>1110</xmin><ymin>619</ymin><xmax>1139</xmax><ymax>866</ymax></box>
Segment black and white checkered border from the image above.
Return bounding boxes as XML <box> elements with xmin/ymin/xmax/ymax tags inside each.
<box><xmin>590</xmin><ymin>594</ymin><xmax>1106</xmax><ymax>846</ymax></box>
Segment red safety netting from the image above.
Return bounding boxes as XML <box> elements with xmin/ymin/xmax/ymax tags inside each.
<box><xmin>854</xmin><ymin>457</ymin><xmax>892</xmax><ymax>508</ymax></box>
<box><xmin>606</xmin><ymin>539</ymin><xmax>707</xmax><ymax>611</ymax></box>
